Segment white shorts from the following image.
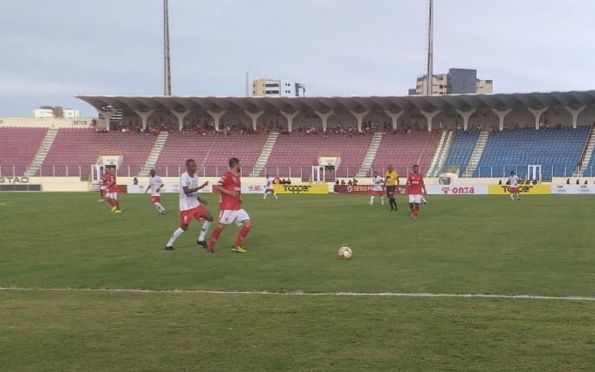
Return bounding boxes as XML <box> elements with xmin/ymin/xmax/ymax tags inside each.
<box><xmin>219</xmin><ymin>209</ymin><xmax>250</xmax><ymax>226</ymax></box>
<box><xmin>107</xmin><ymin>192</ymin><xmax>118</xmax><ymax>200</ymax></box>
<box><xmin>100</xmin><ymin>186</ymin><xmax>107</xmax><ymax>191</ymax></box>
<box><xmin>408</xmin><ymin>194</ymin><xmax>422</xmax><ymax>204</ymax></box>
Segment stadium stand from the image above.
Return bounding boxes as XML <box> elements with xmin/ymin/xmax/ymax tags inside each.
<box><xmin>266</xmin><ymin>132</ymin><xmax>372</xmax><ymax>178</ymax></box>
<box><xmin>370</xmin><ymin>131</ymin><xmax>440</xmax><ymax>175</ymax></box>
<box><xmin>444</xmin><ymin>130</ymin><xmax>480</xmax><ymax>175</ymax></box>
<box><xmin>155</xmin><ymin>132</ymin><xmax>267</xmax><ymax>176</ymax></box>
<box><xmin>0</xmin><ymin>127</ymin><xmax>48</xmax><ymax>176</ymax></box>
<box><xmin>473</xmin><ymin>126</ymin><xmax>590</xmax><ymax>179</ymax></box>
<box><xmin>41</xmin><ymin>129</ymin><xmax>156</xmax><ymax>176</ymax></box>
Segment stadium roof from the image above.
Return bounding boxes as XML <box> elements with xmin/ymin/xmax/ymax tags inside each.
<box><xmin>77</xmin><ymin>90</ymin><xmax>595</xmax><ymax>114</ymax></box>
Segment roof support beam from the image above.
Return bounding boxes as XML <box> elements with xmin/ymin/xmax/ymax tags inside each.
<box><xmin>315</xmin><ymin>110</ymin><xmax>334</xmax><ymax>133</ymax></box>
<box><xmin>385</xmin><ymin>111</ymin><xmax>404</xmax><ymax>131</ymax></box>
<box><xmin>207</xmin><ymin>110</ymin><xmax>226</xmax><ymax>132</ymax></box>
<box><xmin>420</xmin><ymin>109</ymin><xmax>440</xmax><ymax>132</ymax></box>
<box><xmin>99</xmin><ymin>110</ymin><xmax>115</xmax><ymax>131</ymax></box>
<box><xmin>491</xmin><ymin>108</ymin><xmax>512</xmax><ymax>131</ymax></box>
<box><xmin>350</xmin><ymin>110</ymin><xmax>370</xmax><ymax>133</ymax></box>
<box><xmin>455</xmin><ymin>109</ymin><xmax>476</xmax><ymax>131</ymax></box>
<box><xmin>172</xmin><ymin>110</ymin><xmax>190</xmax><ymax>131</ymax></box>
<box><xmin>565</xmin><ymin>106</ymin><xmax>586</xmax><ymax>129</ymax></box>
<box><xmin>134</xmin><ymin>109</ymin><xmax>155</xmax><ymax>131</ymax></box>
<box><xmin>245</xmin><ymin>110</ymin><xmax>264</xmax><ymax>131</ymax></box>
<box><xmin>528</xmin><ymin>107</ymin><xmax>548</xmax><ymax>130</ymax></box>
<box><xmin>280</xmin><ymin>110</ymin><xmax>300</xmax><ymax>133</ymax></box>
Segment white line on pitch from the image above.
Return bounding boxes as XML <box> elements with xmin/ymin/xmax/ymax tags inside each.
<box><xmin>1</xmin><ymin>287</ymin><xmax>595</xmax><ymax>302</ymax></box>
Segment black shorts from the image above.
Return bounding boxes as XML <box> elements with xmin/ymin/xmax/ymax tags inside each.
<box><xmin>386</xmin><ymin>186</ymin><xmax>396</xmax><ymax>198</ymax></box>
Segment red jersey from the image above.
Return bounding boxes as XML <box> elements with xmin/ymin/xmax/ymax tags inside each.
<box><xmin>217</xmin><ymin>171</ymin><xmax>241</xmax><ymax>210</ymax></box>
<box><xmin>101</xmin><ymin>173</ymin><xmax>110</xmax><ymax>187</ymax></box>
<box><xmin>105</xmin><ymin>172</ymin><xmax>117</xmax><ymax>193</ymax></box>
<box><xmin>407</xmin><ymin>173</ymin><xmax>424</xmax><ymax>195</ymax></box>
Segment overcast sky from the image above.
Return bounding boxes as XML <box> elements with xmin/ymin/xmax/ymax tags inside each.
<box><xmin>1</xmin><ymin>0</ymin><xmax>594</xmax><ymax>116</ymax></box>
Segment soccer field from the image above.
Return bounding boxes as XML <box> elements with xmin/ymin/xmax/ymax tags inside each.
<box><xmin>1</xmin><ymin>193</ymin><xmax>595</xmax><ymax>371</ymax></box>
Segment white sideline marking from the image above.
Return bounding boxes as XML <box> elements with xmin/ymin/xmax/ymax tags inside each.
<box><xmin>1</xmin><ymin>287</ymin><xmax>595</xmax><ymax>302</ymax></box>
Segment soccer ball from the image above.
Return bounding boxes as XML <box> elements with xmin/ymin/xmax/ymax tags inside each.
<box><xmin>338</xmin><ymin>246</ymin><xmax>352</xmax><ymax>260</ymax></box>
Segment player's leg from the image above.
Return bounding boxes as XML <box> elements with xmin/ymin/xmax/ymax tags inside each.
<box><xmin>153</xmin><ymin>197</ymin><xmax>165</xmax><ymax>214</ymax></box>
<box><xmin>111</xmin><ymin>193</ymin><xmax>121</xmax><ymax>212</ymax></box>
<box><xmin>263</xmin><ymin>189</ymin><xmax>267</xmax><ymax>199</ymax></box>
<box><xmin>389</xmin><ymin>187</ymin><xmax>398</xmax><ymax>211</ymax></box>
<box><xmin>273</xmin><ymin>189</ymin><xmax>278</xmax><ymax>200</ymax></box>
<box><xmin>207</xmin><ymin>211</ymin><xmax>229</xmax><ymax>253</ymax></box>
<box><xmin>369</xmin><ymin>193</ymin><xmax>375</xmax><ymax>205</ymax></box>
<box><xmin>408</xmin><ymin>194</ymin><xmax>415</xmax><ymax>218</ymax></box>
<box><xmin>165</xmin><ymin>219</ymin><xmax>189</xmax><ymax>251</ymax></box>
<box><xmin>196</xmin><ymin>206</ymin><xmax>213</xmax><ymax>249</ymax></box>
<box><xmin>233</xmin><ymin>219</ymin><xmax>252</xmax><ymax>252</ymax></box>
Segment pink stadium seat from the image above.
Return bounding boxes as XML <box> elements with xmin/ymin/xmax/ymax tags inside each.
<box><xmin>156</xmin><ymin>132</ymin><xmax>268</xmax><ymax>176</ymax></box>
<box><xmin>267</xmin><ymin>133</ymin><xmax>372</xmax><ymax>178</ymax></box>
<box><xmin>0</xmin><ymin>128</ymin><xmax>47</xmax><ymax>176</ymax></box>
<box><xmin>371</xmin><ymin>131</ymin><xmax>440</xmax><ymax>175</ymax></box>
<box><xmin>42</xmin><ymin>129</ymin><xmax>156</xmax><ymax>176</ymax></box>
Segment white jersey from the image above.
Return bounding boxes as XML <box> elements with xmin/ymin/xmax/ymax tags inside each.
<box><xmin>179</xmin><ymin>172</ymin><xmax>201</xmax><ymax>211</ymax></box>
<box><xmin>372</xmin><ymin>175</ymin><xmax>384</xmax><ymax>192</ymax></box>
<box><xmin>265</xmin><ymin>177</ymin><xmax>274</xmax><ymax>190</ymax></box>
<box><xmin>149</xmin><ymin>175</ymin><xmax>163</xmax><ymax>197</ymax></box>
<box><xmin>508</xmin><ymin>175</ymin><xmax>519</xmax><ymax>187</ymax></box>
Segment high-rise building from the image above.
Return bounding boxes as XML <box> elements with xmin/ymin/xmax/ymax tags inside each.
<box><xmin>409</xmin><ymin>68</ymin><xmax>492</xmax><ymax>95</ymax></box>
<box><xmin>252</xmin><ymin>79</ymin><xmax>305</xmax><ymax>97</ymax></box>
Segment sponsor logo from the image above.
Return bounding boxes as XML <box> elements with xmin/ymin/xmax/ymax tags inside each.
<box><xmin>0</xmin><ymin>176</ymin><xmax>29</xmax><ymax>184</ymax></box>
<box><xmin>441</xmin><ymin>186</ymin><xmax>476</xmax><ymax>195</ymax></box>
<box><xmin>283</xmin><ymin>185</ymin><xmax>311</xmax><ymax>194</ymax></box>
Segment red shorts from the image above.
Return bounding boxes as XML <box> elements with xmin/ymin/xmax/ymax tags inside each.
<box><xmin>151</xmin><ymin>196</ymin><xmax>160</xmax><ymax>204</ymax></box>
<box><xmin>371</xmin><ymin>190</ymin><xmax>383</xmax><ymax>196</ymax></box>
<box><xmin>265</xmin><ymin>188</ymin><xmax>274</xmax><ymax>193</ymax></box>
<box><xmin>180</xmin><ymin>205</ymin><xmax>209</xmax><ymax>225</ymax></box>
<box><xmin>509</xmin><ymin>186</ymin><xmax>518</xmax><ymax>193</ymax></box>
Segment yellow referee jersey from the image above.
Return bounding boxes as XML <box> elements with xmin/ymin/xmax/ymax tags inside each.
<box><xmin>385</xmin><ymin>170</ymin><xmax>399</xmax><ymax>186</ymax></box>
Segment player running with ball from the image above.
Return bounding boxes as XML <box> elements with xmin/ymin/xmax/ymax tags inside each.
<box><xmin>407</xmin><ymin>164</ymin><xmax>427</xmax><ymax>220</ymax></box>
<box><xmin>164</xmin><ymin>159</ymin><xmax>213</xmax><ymax>251</ymax></box>
<box><xmin>208</xmin><ymin>157</ymin><xmax>252</xmax><ymax>254</ymax></box>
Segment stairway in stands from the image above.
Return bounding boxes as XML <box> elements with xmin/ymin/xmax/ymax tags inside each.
<box><xmin>25</xmin><ymin>128</ymin><xmax>58</xmax><ymax>177</ymax></box>
<box><xmin>250</xmin><ymin>132</ymin><xmax>279</xmax><ymax>177</ymax></box>
<box><xmin>356</xmin><ymin>132</ymin><xmax>383</xmax><ymax>177</ymax></box>
<box><xmin>427</xmin><ymin>130</ymin><xmax>453</xmax><ymax>177</ymax></box>
<box><xmin>463</xmin><ymin>130</ymin><xmax>490</xmax><ymax>177</ymax></box>
<box><xmin>138</xmin><ymin>132</ymin><xmax>169</xmax><ymax>176</ymax></box>
<box><xmin>574</xmin><ymin>124</ymin><xmax>595</xmax><ymax>176</ymax></box>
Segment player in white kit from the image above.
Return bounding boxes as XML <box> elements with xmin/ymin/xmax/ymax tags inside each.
<box><xmin>263</xmin><ymin>174</ymin><xmax>277</xmax><ymax>200</ymax></box>
<box><xmin>508</xmin><ymin>171</ymin><xmax>521</xmax><ymax>200</ymax></box>
<box><xmin>370</xmin><ymin>171</ymin><xmax>385</xmax><ymax>206</ymax></box>
<box><xmin>145</xmin><ymin>169</ymin><xmax>166</xmax><ymax>214</ymax></box>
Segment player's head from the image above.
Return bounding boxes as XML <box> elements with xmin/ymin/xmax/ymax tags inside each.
<box><xmin>413</xmin><ymin>164</ymin><xmax>419</xmax><ymax>173</ymax></box>
<box><xmin>510</xmin><ymin>171</ymin><xmax>515</xmax><ymax>176</ymax></box>
<box><xmin>185</xmin><ymin>159</ymin><xmax>196</xmax><ymax>174</ymax></box>
<box><xmin>373</xmin><ymin>171</ymin><xmax>378</xmax><ymax>176</ymax></box>
<box><xmin>149</xmin><ymin>169</ymin><xmax>156</xmax><ymax>177</ymax></box>
<box><xmin>229</xmin><ymin>157</ymin><xmax>240</xmax><ymax>172</ymax></box>
<box><xmin>388</xmin><ymin>165</ymin><xmax>394</xmax><ymax>172</ymax></box>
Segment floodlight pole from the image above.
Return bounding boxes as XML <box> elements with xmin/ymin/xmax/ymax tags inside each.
<box><xmin>426</xmin><ymin>0</ymin><xmax>434</xmax><ymax>96</ymax></box>
<box><xmin>163</xmin><ymin>0</ymin><xmax>172</xmax><ymax>96</ymax></box>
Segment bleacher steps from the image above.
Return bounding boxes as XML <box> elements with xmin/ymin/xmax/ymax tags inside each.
<box><xmin>356</xmin><ymin>132</ymin><xmax>383</xmax><ymax>177</ymax></box>
<box><xmin>574</xmin><ymin>124</ymin><xmax>595</xmax><ymax>177</ymax></box>
<box><xmin>24</xmin><ymin>128</ymin><xmax>58</xmax><ymax>177</ymax></box>
<box><xmin>138</xmin><ymin>132</ymin><xmax>169</xmax><ymax>176</ymax></box>
<box><xmin>463</xmin><ymin>130</ymin><xmax>490</xmax><ymax>177</ymax></box>
<box><xmin>427</xmin><ymin>130</ymin><xmax>452</xmax><ymax>177</ymax></box>
<box><xmin>250</xmin><ymin>132</ymin><xmax>279</xmax><ymax>177</ymax></box>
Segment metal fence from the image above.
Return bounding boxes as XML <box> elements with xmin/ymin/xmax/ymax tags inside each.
<box><xmin>1</xmin><ymin>164</ymin><xmax>593</xmax><ymax>180</ymax></box>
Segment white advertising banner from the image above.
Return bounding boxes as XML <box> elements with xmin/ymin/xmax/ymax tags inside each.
<box><xmin>551</xmin><ymin>185</ymin><xmax>595</xmax><ymax>194</ymax></box>
<box><xmin>426</xmin><ymin>185</ymin><xmax>488</xmax><ymax>195</ymax></box>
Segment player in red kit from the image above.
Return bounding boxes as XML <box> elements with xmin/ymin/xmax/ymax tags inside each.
<box><xmin>406</xmin><ymin>164</ymin><xmax>426</xmax><ymax>220</ymax></box>
<box><xmin>104</xmin><ymin>166</ymin><xmax>122</xmax><ymax>213</ymax></box>
<box><xmin>207</xmin><ymin>157</ymin><xmax>252</xmax><ymax>254</ymax></box>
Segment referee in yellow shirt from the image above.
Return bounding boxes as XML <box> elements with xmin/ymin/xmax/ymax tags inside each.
<box><xmin>385</xmin><ymin>165</ymin><xmax>399</xmax><ymax>211</ymax></box>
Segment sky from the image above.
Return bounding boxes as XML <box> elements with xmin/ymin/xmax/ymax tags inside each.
<box><xmin>1</xmin><ymin>0</ymin><xmax>595</xmax><ymax>116</ymax></box>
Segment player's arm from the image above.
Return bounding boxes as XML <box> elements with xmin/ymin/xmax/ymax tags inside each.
<box><xmin>144</xmin><ymin>184</ymin><xmax>151</xmax><ymax>194</ymax></box>
<box><xmin>212</xmin><ymin>184</ymin><xmax>239</xmax><ymax>198</ymax></box>
<box><xmin>421</xmin><ymin>178</ymin><xmax>427</xmax><ymax>195</ymax></box>
<box><xmin>157</xmin><ymin>183</ymin><xmax>163</xmax><ymax>193</ymax></box>
<box><xmin>197</xmin><ymin>181</ymin><xmax>209</xmax><ymax>190</ymax></box>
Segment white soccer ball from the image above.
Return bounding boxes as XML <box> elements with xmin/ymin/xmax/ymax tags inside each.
<box><xmin>338</xmin><ymin>246</ymin><xmax>353</xmax><ymax>260</ymax></box>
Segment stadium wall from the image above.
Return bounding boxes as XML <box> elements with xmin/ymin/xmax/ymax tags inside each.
<box><xmin>0</xmin><ymin>117</ymin><xmax>92</xmax><ymax>128</ymax></box>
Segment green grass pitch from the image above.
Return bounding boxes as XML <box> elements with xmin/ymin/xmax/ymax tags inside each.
<box><xmin>1</xmin><ymin>192</ymin><xmax>595</xmax><ymax>371</ymax></box>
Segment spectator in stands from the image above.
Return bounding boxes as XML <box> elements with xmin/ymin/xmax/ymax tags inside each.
<box><xmin>585</xmin><ymin>180</ymin><xmax>589</xmax><ymax>185</ymax></box>
<box><xmin>576</xmin><ymin>179</ymin><xmax>581</xmax><ymax>185</ymax></box>
<box><xmin>348</xmin><ymin>180</ymin><xmax>353</xmax><ymax>186</ymax></box>
<box><xmin>498</xmin><ymin>179</ymin><xmax>502</xmax><ymax>185</ymax></box>
<box><xmin>567</xmin><ymin>178</ymin><xmax>571</xmax><ymax>185</ymax></box>
<box><xmin>341</xmin><ymin>180</ymin><xmax>346</xmax><ymax>185</ymax></box>
<box><xmin>133</xmin><ymin>177</ymin><xmax>138</xmax><ymax>185</ymax></box>
<box><xmin>335</xmin><ymin>180</ymin><xmax>340</xmax><ymax>185</ymax></box>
